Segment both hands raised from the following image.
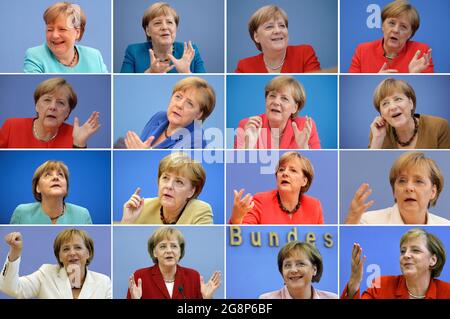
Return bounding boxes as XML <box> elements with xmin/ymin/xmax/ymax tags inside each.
<box><xmin>378</xmin><ymin>49</ymin><xmax>432</xmax><ymax>73</ymax></box>
<box><xmin>145</xmin><ymin>41</ymin><xmax>195</xmax><ymax>74</ymax></box>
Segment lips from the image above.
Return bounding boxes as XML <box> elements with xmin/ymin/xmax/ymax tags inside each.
<box><xmin>281</xmin><ymin>180</ymin><xmax>290</xmax><ymax>185</ymax></box>
<box><xmin>271</xmin><ymin>37</ymin><xmax>284</xmax><ymax>41</ymax></box>
<box><xmin>404</xmin><ymin>198</ymin><xmax>417</xmax><ymax>202</ymax></box>
<box><xmin>50</xmin><ymin>184</ymin><xmax>61</xmax><ymax>188</ymax></box>
<box><xmin>270</xmin><ymin>108</ymin><xmax>282</xmax><ymax>113</ymax></box>
<box><xmin>162</xmin><ymin>193</ymin><xmax>174</xmax><ymax>199</ymax></box>
<box><xmin>392</xmin><ymin>113</ymin><xmax>402</xmax><ymax>118</ymax></box>
<box><xmin>171</xmin><ymin>111</ymin><xmax>181</xmax><ymax>118</ymax></box>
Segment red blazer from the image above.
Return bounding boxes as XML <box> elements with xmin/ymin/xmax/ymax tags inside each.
<box><xmin>349</xmin><ymin>38</ymin><xmax>434</xmax><ymax>73</ymax></box>
<box><xmin>127</xmin><ymin>264</ymin><xmax>202</xmax><ymax>299</ymax></box>
<box><xmin>0</xmin><ymin>118</ymin><xmax>73</xmax><ymax>148</ymax></box>
<box><xmin>341</xmin><ymin>276</ymin><xmax>450</xmax><ymax>299</ymax></box>
<box><xmin>235</xmin><ymin>45</ymin><xmax>321</xmax><ymax>73</ymax></box>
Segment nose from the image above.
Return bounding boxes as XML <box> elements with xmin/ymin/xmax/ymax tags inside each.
<box><xmin>392</xmin><ymin>23</ymin><xmax>400</xmax><ymax>33</ymax></box>
<box><xmin>49</xmin><ymin>29</ymin><xmax>60</xmax><ymax>38</ymax></box>
<box><xmin>405</xmin><ymin>181</ymin><xmax>415</xmax><ymax>192</ymax></box>
<box><xmin>163</xmin><ymin>177</ymin><xmax>174</xmax><ymax>189</ymax></box>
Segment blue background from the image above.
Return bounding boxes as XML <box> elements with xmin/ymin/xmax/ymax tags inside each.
<box><xmin>227</xmin><ymin>0</ymin><xmax>338</xmax><ymax>72</ymax></box>
<box><xmin>113</xmin><ymin>225</ymin><xmax>224</xmax><ymax>299</ymax></box>
<box><xmin>0</xmin><ymin>75</ymin><xmax>111</xmax><ymax>148</ymax></box>
<box><xmin>0</xmin><ymin>225</ymin><xmax>111</xmax><ymax>299</ymax></box>
<box><xmin>340</xmin><ymin>226</ymin><xmax>450</xmax><ymax>294</ymax></box>
<box><xmin>113</xmin><ymin>0</ymin><xmax>224</xmax><ymax>73</ymax></box>
<box><xmin>0</xmin><ymin>0</ymin><xmax>111</xmax><ymax>73</ymax></box>
<box><xmin>340</xmin><ymin>75</ymin><xmax>450</xmax><ymax>149</ymax></box>
<box><xmin>0</xmin><ymin>151</ymin><xmax>111</xmax><ymax>224</ymax></box>
<box><xmin>113</xmin><ymin>150</ymin><xmax>224</xmax><ymax>224</ymax></box>
<box><xmin>114</xmin><ymin>75</ymin><xmax>224</xmax><ymax>149</ymax></box>
<box><xmin>340</xmin><ymin>150</ymin><xmax>450</xmax><ymax>223</ymax></box>
<box><xmin>226</xmin><ymin>75</ymin><xmax>337</xmax><ymax>149</ymax></box>
<box><xmin>340</xmin><ymin>0</ymin><xmax>450</xmax><ymax>73</ymax></box>
<box><xmin>227</xmin><ymin>225</ymin><xmax>338</xmax><ymax>298</ymax></box>
<box><xmin>226</xmin><ymin>150</ymin><xmax>338</xmax><ymax>224</ymax></box>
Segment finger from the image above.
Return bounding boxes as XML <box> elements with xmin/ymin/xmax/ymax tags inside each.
<box><xmin>183</xmin><ymin>42</ymin><xmax>187</xmax><ymax>55</ymax></box>
<box><xmin>149</xmin><ymin>49</ymin><xmax>156</xmax><ymax>64</ymax></box>
<box><xmin>188</xmin><ymin>40</ymin><xmax>194</xmax><ymax>52</ymax></box>
<box><xmin>200</xmin><ymin>275</ymin><xmax>205</xmax><ymax>285</ymax></box>
<box><xmin>291</xmin><ymin>121</ymin><xmax>300</xmax><ymax>135</ymax></box>
<box><xmin>358</xmin><ymin>187</ymin><xmax>373</xmax><ymax>204</ymax></box>
<box><xmin>413</xmin><ymin>50</ymin><xmax>421</xmax><ymax>60</ymax></box>
<box><xmin>363</xmin><ymin>200</ymin><xmax>375</xmax><ymax>211</ymax></box>
<box><xmin>133</xmin><ymin>187</ymin><xmax>141</xmax><ymax>197</ymax></box>
<box><xmin>73</xmin><ymin>116</ymin><xmax>79</xmax><ymax>128</ymax></box>
<box><xmin>355</xmin><ymin>183</ymin><xmax>370</xmax><ymax>199</ymax></box>
<box><xmin>137</xmin><ymin>278</ymin><xmax>142</xmax><ymax>289</ymax></box>
<box><xmin>163</xmin><ymin>64</ymin><xmax>175</xmax><ymax>73</ymax></box>
<box><xmin>144</xmin><ymin>136</ymin><xmax>155</xmax><ymax>148</ymax></box>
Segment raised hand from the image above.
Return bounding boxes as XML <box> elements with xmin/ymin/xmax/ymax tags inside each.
<box><xmin>378</xmin><ymin>62</ymin><xmax>398</xmax><ymax>73</ymax></box>
<box><xmin>128</xmin><ymin>275</ymin><xmax>142</xmax><ymax>299</ymax></box>
<box><xmin>230</xmin><ymin>189</ymin><xmax>254</xmax><ymax>224</ymax></box>
<box><xmin>72</xmin><ymin>111</ymin><xmax>101</xmax><ymax>147</ymax></box>
<box><xmin>122</xmin><ymin>187</ymin><xmax>145</xmax><ymax>223</ymax></box>
<box><xmin>124</xmin><ymin>131</ymin><xmax>155</xmax><ymax>149</ymax></box>
<box><xmin>145</xmin><ymin>49</ymin><xmax>175</xmax><ymax>73</ymax></box>
<box><xmin>243</xmin><ymin>116</ymin><xmax>262</xmax><ymax>149</ymax></box>
<box><xmin>292</xmin><ymin>116</ymin><xmax>312</xmax><ymax>149</ymax></box>
<box><xmin>345</xmin><ymin>183</ymin><xmax>375</xmax><ymax>224</ymax></box>
<box><xmin>200</xmin><ymin>271</ymin><xmax>221</xmax><ymax>299</ymax></box>
<box><xmin>408</xmin><ymin>49</ymin><xmax>432</xmax><ymax>73</ymax></box>
<box><xmin>369</xmin><ymin>116</ymin><xmax>387</xmax><ymax>148</ymax></box>
<box><xmin>4</xmin><ymin>232</ymin><xmax>23</xmax><ymax>262</ymax></box>
<box><xmin>168</xmin><ymin>41</ymin><xmax>195</xmax><ymax>73</ymax></box>
<box><xmin>347</xmin><ymin>243</ymin><xmax>366</xmax><ymax>298</ymax></box>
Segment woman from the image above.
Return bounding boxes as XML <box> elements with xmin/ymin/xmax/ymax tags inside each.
<box><xmin>127</xmin><ymin>227</ymin><xmax>221</xmax><ymax>299</ymax></box>
<box><xmin>123</xmin><ymin>77</ymin><xmax>215</xmax><ymax>149</ymax></box>
<box><xmin>345</xmin><ymin>152</ymin><xmax>450</xmax><ymax>224</ymax></box>
<box><xmin>342</xmin><ymin>228</ymin><xmax>450</xmax><ymax>299</ymax></box>
<box><xmin>10</xmin><ymin>160</ymin><xmax>92</xmax><ymax>224</ymax></box>
<box><xmin>234</xmin><ymin>76</ymin><xmax>320</xmax><ymax>149</ymax></box>
<box><xmin>349</xmin><ymin>0</ymin><xmax>433</xmax><ymax>73</ymax></box>
<box><xmin>0</xmin><ymin>77</ymin><xmax>100</xmax><ymax>148</ymax></box>
<box><xmin>260</xmin><ymin>241</ymin><xmax>337</xmax><ymax>299</ymax></box>
<box><xmin>121</xmin><ymin>152</ymin><xmax>212</xmax><ymax>224</ymax></box>
<box><xmin>230</xmin><ymin>152</ymin><xmax>324</xmax><ymax>224</ymax></box>
<box><xmin>120</xmin><ymin>2</ymin><xmax>205</xmax><ymax>73</ymax></box>
<box><xmin>369</xmin><ymin>78</ymin><xmax>449</xmax><ymax>149</ymax></box>
<box><xmin>0</xmin><ymin>229</ymin><xmax>111</xmax><ymax>299</ymax></box>
<box><xmin>24</xmin><ymin>2</ymin><xmax>108</xmax><ymax>73</ymax></box>
<box><xmin>235</xmin><ymin>5</ymin><xmax>320</xmax><ymax>73</ymax></box>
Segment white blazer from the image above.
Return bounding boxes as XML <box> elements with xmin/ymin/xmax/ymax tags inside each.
<box><xmin>0</xmin><ymin>257</ymin><xmax>111</xmax><ymax>299</ymax></box>
<box><xmin>360</xmin><ymin>204</ymin><xmax>450</xmax><ymax>224</ymax></box>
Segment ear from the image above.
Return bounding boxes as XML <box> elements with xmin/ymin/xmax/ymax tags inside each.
<box><xmin>36</xmin><ymin>185</ymin><xmax>41</xmax><ymax>194</ymax></box>
<box><xmin>195</xmin><ymin>110</ymin><xmax>203</xmax><ymax>121</ymax></box>
<box><xmin>145</xmin><ymin>25</ymin><xmax>151</xmax><ymax>38</ymax></box>
<box><xmin>430</xmin><ymin>254</ymin><xmax>437</xmax><ymax>268</ymax></box>
<box><xmin>253</xmin><ymin>31</ymin><xmax>260</xmax><ymax>44</ymax></box>
<box><xmin>430</xmin><ymin>184</ymin><xmax>437</xmax><ymax>201</ymax></box>
<box><xmin>187</xmin><ymin>187</ymin><xmax>195</xmax><ymax>200</ymax></box>
<box><xmin>300</xmin><ymin>176</ymin><xmax>308</xmax><ymax>188</ymax></box>
<box><xmin>75</xmin><ymin>28</ymin><xmax>81</xmax><ymax>41</ymax></box>
<box><xmin>313</xmin><ymin>265</ymin><xmax>317</xmax><ymax>277</ymax></box>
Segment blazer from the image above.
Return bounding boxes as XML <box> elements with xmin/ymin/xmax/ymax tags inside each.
<box><xmin>0</xmin><ymin>257</ymin><xmax>111</xmax><ymax>299</ymax></box>
<box><xmin>260</xmin><ymin>285</ymin><xmax>338</xmax><ymax>299</ymax></box>
<box><xmin>127</xmin><ymin>264</ymin><xmax>202</xmax><ymax>299</ymax></box>
<box><xmin>341</xmin><ymin>276</ymin><xmax>450</xmax><ymax>299</ymax></box>
<box><xmin>369</xmin><ymin>114</ymin><xmax>450</xmax><ymax>149</ymax></box>
<box><xmin>235</xmin><ymin>45</ymin><xmax>321</xmax><ymax>73</ymax></box>
<box><xmin>349</xmin><ymin>38</ymin><xmax>434</xmax><ymax>73</ymax></box>
<box><xmin>120</xmin><ymin>41</ymin><xmax>205</xmax><ymax>73</ymax></box>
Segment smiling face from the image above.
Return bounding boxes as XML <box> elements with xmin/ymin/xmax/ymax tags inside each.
<box><xmin>153</xmin><ymin>235</ymin><xmax>181</xmax><ymax>268</ymax></box>
<box><xmin>146</xmin><ymin>14</ymin><xmax>177</xmax><ymax>47</ymax></box>
<box><xmin>400</xmin><ymin>236</ymin><xmax>437</xmax><ymax>279</ymax></box>
<box><xmin>265</xmin><ymin>87</ymin><xmax>298</xmax><ymax>129</ymax></box>
<box><xmin>35</xmin><ymin>87</ymin><xmax>71</xmax><ymax>130</ymax></box>
<box><xmin>46</xmin><ymin>14</ymin><xmax>80</xmax><ymax>57</ymax></box>
<box><xmin>282</xmin><ymin>249</ymin><xmax>316</xmax><ymax>293</ymax></box>
<box><xmin>276</xmin><ymin>157</ymin><xmax>308</xmax><ymax>196</ymax></box>
<box><xmin>36</xmin><ymin>168</ymin><xmax>68</xmax><ymax>200</ymax></box>
<box><xmin>58</xmin><ymin>234</ymin><xmax>90</xmax><ymax>271</ymax></box>
<box><xmin>254</xmin><ymin>17</ymin><xmax>288</xmax><ymax>54</ymax></box>
<box><xmin>379</xmin><ymin>91</ymin><xmax>414</xmax><ymax>129</ymax></box>
<box><xmin>166</xmin><ymin>88</ymin><xmax>203</xmax><ymax>129</ymax></box>
<box><xmin>158</xmin><ymin>171</ymin><xmax>195</xmax><ymax>214</ymax></box>
<box><xmin>382</xmin><ymin>13</ymin><xmax>413</xmax><ymax>53</ymax></box>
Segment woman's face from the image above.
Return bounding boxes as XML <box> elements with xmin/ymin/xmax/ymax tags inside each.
<box><xmin>37</xmin><ymin>168</ymin><xmax>68</xmax><ymax>199</ymax></box>
<box><xmin>58</xmin><ymin>234</ymin><xmax>90</xmax><ymax>272</ymax></box>
<box><xmin>254</xmin><ymin>17</ymin><xmax>288</xmax><ymax>53</ymax></box>
<box><xmin>166</xmin><ymin>88</ymin><xmax>203</xmax><ymax>129</ymax></box>
<box><xmin>381</xmin><ymin>13</ymin><xmax>413</xmax><ymax>52</ymax></box>
<box><xmin>265</xmin><ymin>87</ymin><xmax>297</xmax><ymax>128</ymax></box>
<box><xmin>158</xmin><ymin>171</ymin><xmax>195</xmax><ymax>213</ymax></box>
<box><xmin>146</xmin><ymin>14</ymin><xmax>177</xmax><ymax>47</ymax></box>
<box><xmin>400</xmin><ymin>236</ymin><xmax>437</xmax><ymax>279</ymax></box>
<box><xmin>282</xmin><ymin>250</ymin><xmax>316</xmax><ymax>292</ymax></box>
<box><xmin>379</xmin><ymin>91</ymin><xmax>413</xmax><ymax>129</ymax></box>
<box><xmin>394</xmin><ymin>165</ymin><xmax>437</xmax><ymax>217</ymax></box>
<box><xmin>276</xmin><ymin>158</ymin><xmax>308</xmax><ymax>195</ymax></box>
<box><xmin>35</xmin><ymin>87</ymin><xmax>71</xmax><ymax>130</ymax></box>
<box><xmin>46</xmin><ymin>14</ymin><xmax>80</xmax><ymax>57</ymax></box>
<box><xmin>153</xmin><ymin>235</ymin><xmax>181</xmax><ymax>268</ymax></box>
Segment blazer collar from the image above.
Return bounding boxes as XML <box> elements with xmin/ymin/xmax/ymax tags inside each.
<box><xmin>260</xmin><ymin>114</ymin><xmax>295</xmax><ymax>149</ymax></box>
<box><xmin>57</xmin><ymin>266</ymin><xmax>93</xmax><ymax>299</ymax></box>
<box><xmin>150</xmin><ymin>264</ymin><xmax>185</xmax><ymax>299</ymax></box>
<box><xmin>395</xmin><ymin>276</ymin><xmax>437</xmax><ymax>299</ymax></box>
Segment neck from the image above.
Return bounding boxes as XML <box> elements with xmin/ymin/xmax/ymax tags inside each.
<box><xmin>405</xmin><ymin>276</ymin><xmax>431</xmax><ymax>299</ymax></box>
<box><xmin>263</xmin><ymin>49</ymin><xmax>286</xmax><ymax>71</ymax></box>
<box><xmin>165</xmin><ymin>123</ymin><xmax>182</xmax><ymax>137</ymax></box>
<box><xmin>33</xmin><ymin>119</ymin><xmax>58</xmax><ymax>141</ymax></box>
<box><xmin>287</xmin><ymin>285</ymin><xmax>312</xmax><ymax>299</ymax></box>
<box><xmin>161</xmin><ymin>205</ymin><xmax>184</xmax><ymax>224</ymax></box>
<box><xmin>279</xmin><ymin>190</ymin><xmax>300</xmax><ymax>211</ymax></box>
<box><xmin>396</xmin><ymin>117</ymin><xmax>416</xmax><ymax>141</ymax></box>
<box><xmin>41</xmin><ymin>198</ymin><xmax>64</xmax><ymax>220</ymax></box>
<box><xmin>152</xmin><ymin>43</ymin><xmax>172</xmax><ymax>60</ymax></box>
<box><xmin>383</xmin><ymin>41</ymin><xmax>402</xmax><ymax>58</ymax></box>
<box><xmin>56</xmin><ymin>47</ymin><xmax>77</xmax><ymax>66</ymax></box>
<box><xmin>159</xmin><ymin>263</ymin><xmax>177</xmax><ymax>281</ymax></box>
<box><xmin>400</xmin><ymin>207</ymin><xmax>428</xmax><ymax>224</ymax></box>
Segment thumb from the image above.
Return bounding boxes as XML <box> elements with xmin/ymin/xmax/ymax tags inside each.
<box><xmin>414</xmin><ymin>50</ymin><xmax>421</xmax><ymax>59</ymax></box>
<box><xmin>167</xmin><ymin>54</ymin><xmax>176</xmax><ymax>63</ymax></box>
<box><xmin>137</xmin><ymin>278</ymin><xmax>142</xmax><ymax>289</ymax></box>
<box><xmin>200</xmin><ymin>275</ymin><xmax>205</xmax><ymax>285</ymax></box>
<box><xmin>291</xmin><ymin>121</ymin><xmax>300</xmax><ymax>134</ymax></box>
<box><xmin>149</xmin><ymin>49</ymin><xmax>156</xmax><ymax>63</ymax></box>
<box><xmin>144</xmin><ymin>136</ymin><xmax>155</xmax><ymax>148</ymax></box>
<box><xmin>133</xmin><ymin>187</ymin><xmax>141</xmax><ymax>196</ymax></box>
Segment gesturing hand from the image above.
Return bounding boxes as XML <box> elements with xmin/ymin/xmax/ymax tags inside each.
<box><xmin>128</xmin><ymin>275</ymin><xmax>142</xmax><ymax>299</ymax></box>
<box><xmin>347</xmin><ymin>243</ymin><xmax>366</xmax><ymax>299</ymax></box>
<box><xmin>378</xmin><ymin>62</ymin><xmax>398</xmax><ymax>73</ymax></box>
<box><xmin>230</xmin><ymin>189</ymin><xmax>254</xmax><ymax>224</ymax></box>
<box><xmin>168</xmin><ymin>41</ymin><xmax>195</xmax><ymax>73</ymax></box>
<box><xmin>243</xmin><ymin>116</ymin><xmax>262</xmax><ymax>149</ymax></box>
<box><xmin>201</xmin><ymin>271</ymin><xmax>221</xmax><ymax>299</ymax></box>
<box><xmin>122</xmin><ymin>187</ymin><xmax>145</xmax><ymax>224</ymax></box>
<box><xmin>408</xmin><ymin>49</ymin><xmax>432</xmax><ymax>73</ymax></box>
<box><xmin>345</xmin><ymin>183</ymin><xmax>375</xmax><ymax>224</ymax></box>
<box><xmin>72</xmin><ymin>111</ymin><xmax>101</xmax><ymax>147</ymax></box>
<box><xmin>369</xmin><ymin>116</ymin><xmax>387</xmax><ymax>148</ymax></box>
<box><xmin>124</xmin><ymin>131</ymin><xmax>155</xmax><ymax>149</ymax></box>
<box><xmin>4</xmin><ymin>232</ymin><xmax>23</xmax><ymax>262</ymax></box>
<box><xmin>292</xmin><ymin>116</ymin><xmax>312</xmax><ymax>149</ymax></box>
<box><xmin>145</xmin><ymin>49</ymin><xmax>175</xmax><ymax>73</ymax></box>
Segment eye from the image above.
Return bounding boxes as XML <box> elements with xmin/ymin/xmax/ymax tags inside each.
<box><xmin>394</xmin><ymin>97</ymin><xmax>403</xmax><ymax>102</ymax></box>
<box><xmin>175</xmin><ymin>179</ymin><xmax>184</xmax><ymax>186</ymax></box>
<box><xmin>281</xmin><ymin>97</ymin><xmax>289</xmax><ymax>102</ymax></box>
<box><xmin>388</xmin><ymin>21</ymin><xmax>395</xmax><ymax>26</ymax></box>
<box><xmin>170</xmin><ymin>244</ymin><xmax>179</xmax><ymax>249</ymax></box>
<box><xmin>265</xmin><ymin>25</ymin><xmax>273</xmax><ymax>30</ymax></box>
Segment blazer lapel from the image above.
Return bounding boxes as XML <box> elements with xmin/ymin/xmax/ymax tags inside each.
<box><xmin>172</xmin><ymin>266</ymin><xmax>185</xmax><ymax>299</ymax></box>
<box><xmin>56</xmin><ymin>267</ymin><xmax>74</xmax><ymax>299</ymax></box>
<box><xmin>78</xmin><ymin>270</ymin><xmax>94</xmax><ymax>299</ymax></box>
<box><xmin>150</xmin><ymin>265</ymin><xmax>171</xmax><ymax>299</ymax></box>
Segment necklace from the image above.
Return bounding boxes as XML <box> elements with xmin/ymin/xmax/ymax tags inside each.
<box><xmin>49</xmin><ymin>204</ymin><xmax>65</xmax><ymax>221</ymax></box>
<box><xmin>408</xmin><ymin>290</ymin><xmax>426</xmax><ymax>299</ymax></box>
<box><xmin>276</xmin><ymin>191</ymin><xmax>301</xmax><ymax>214</ymax></box>
<box><xmin>61</xmin><ymin>47</ymin><xmax>78</xmax><ymax>67</ymax></box>
<box><xmin>393</xmin><ymin>116</ymin><xmax>418</xmax><ymax>147</ymax></box>
<box><xmin>263</xmin><ymin>51</ymin><xmax>286</xmax><ymax>70</ymax></box>
<box><xmin>33</xmin><ymin>120</ymin><xmax>58</xmax><ymax>142</ymax></box>
<box><xmin>164</xmin><ymin>128</ymin><xmax>170</xmax><ymax>138</ymax></box>
<box><xmin>160</xmin><ymin>202</ymin><xmax>188</xmax><ymax>224</ymax></box>
<box><xmin>164</xmin><ymin>279</ymin><xmax>175</xmax><ymax>283</ymax></box>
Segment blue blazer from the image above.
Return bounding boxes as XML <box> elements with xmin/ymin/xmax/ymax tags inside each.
<box><xmin>120</xmin><ymin>41</ymin><xmax>205</xmax><ymax>73</ymax></box>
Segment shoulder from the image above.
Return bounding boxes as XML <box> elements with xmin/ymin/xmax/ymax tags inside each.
<box><xmin>76</xmin><ymin>45</ymin><xmax>103</xmax><ymax>57</ymax></box>
<box><xmin>143</xmin><ymin>197</ymin><xmax>160</xmax><ymax>210</ymax></box>
<box><xmin>88</xmin><ymin>270</ymin><xmax>111</xmax><ymax>282</ymax></box>
<box><xmin>288</xmin><ymin>44</ymin><xmax>316</xmax><ymax>54</ymax></box>
<box><xmin>407</xmin><ymin>40</ymin><xmax>430</xmax><ymax>50</ymax></box>
<box><xmin>237</xmin><ymin>53</ymin><xmax>263</xmax><ymax>65</ymax></box>
<box><xmin>434</xmin><ymin>278</ymin><xmax>450</xmax><ymax>289</ymax></box>
<box><xmin>428</xmin><ymin>212</ymin><xmax>450</xmax><ymax>224</ymax></box>
<box><xmin>177</xmin><ymin>265</ymin><xmax>200</xmax><ymax>278</ymax></box>
<box><xmin>259</xmin><ymin>289</ymin><xmax>282</xmax><ymax>299</ymax></box>
<box><xmin>25</xmin><ymin>44</ymin><xmax>47</xmax><ymax>56</ymax></box>
<box><xmin>38</xmin><ymin>264</ymin><xmax>60</xmax><ymax>274</ymax></box>
<box><xmin>421</xmin><ymin>114</ymin><xmax>448</xmax><ymax>126</ymax></box>
<box><xmin>355</xmin><ymin>39</ymin><xmax>380</xmax><ymax>51</ymax></box>
<box><xmin>65</xmin><ymin>203</ymin><xmax>89</xmax><ymax>214</ymax></box>
<box><xmin>14</xmin><ymin>203</ymin><xmax>39</xmax><ymax>213</ymax></box>
<box><xmin>254</xmin><ymin>190</ymin><xmax>277</xmax><ymax>200</ymax></box>
<box><xmin>133</xmin><ymin>266</ymin><xmax>153</xmax><ymax>277</ymax></box>
<box><xmin>300</xmin><ymin>194</ymin><xmax>321</xmax><ymax>205</ymax></box>
<box><xmin>360</xmin><ymin>206</ymin><xmax>392</xmax><ymax>224</ymax></box>
<box><xmin>314</xmin><ymin>289</ymin><xmax>339</xmax><ymax>299</ymax></box>
<box><xmin>150</xmin><ymin>111</ymin><xmax>168</xmax><ymax>122</ymax></box>
<box><xmin>125</xmin><ymin>42</ymin><xmax>149</xmax><ymax>54</ymax></box>
<box><xmin>187</xmin><ymin>199</ymin><xmax>212</xmax><ymax>211</ymax></box>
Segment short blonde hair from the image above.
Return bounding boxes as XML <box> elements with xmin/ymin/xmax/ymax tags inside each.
<box><xmin>373</xmin><ymin>78</ymin><xmax>416</xmax><ymax>114</ymax></box>
<box><xmin>389</xmin><ymin>152</ymin><xmax>443</xmax><ymax>207</ymax></box>
<box><xmin>54</xmin><ymin>228</ymin><xmax>94</xmax><ymax>267</ymax></box>
<box><xmin>142</xmin><ymin>2</ymin><xmax>179</xmax><ymax>42</ymax></box>
<box><xmin>277</xmin><ymin>241</ymin><xmax>323</xmax><ymax>282</ymax></box>
<box><xmin>171</xmin><ymin>77</ymin><xmax>216</xmax><ymax>121</ymax></box>
<box><xmin>248</xmin><ymin>5</ymin><xmax>288</xmax><ymax>51</ymax></box>
<box><xmin>32</xmin><ymin>160</ymin><xmax>70</xmax><ymax>202</ymax></box>
<box><xmin>34</xmin><ymin>78</ymin><xmax>78</xmax><ymax>114</ymax></box>
<box><xmin>158</xmin><ymin>152</ymin><xmax>206</xmax><ymax>199</ymax></box>
<box><xmin>44</xmin><ymin>2</ymin><xmax>86</xmax><ymax>40</ymax></box>
<box><xmin>147</xmin><ymin>227</ymin><xmax>185</xmax><ymax>264</ymax></box>
<box><xmin>265</xmin><ymin>76</ymin><xmax>306</xmax><ymax>118</ymax></box>
<box><xmin>276</xmin><ymin>152</ymin><xmax>314</xmax><ymax>196</ymax></box>
<box><xmin>400</xmin><ymin>228</ymin><xmax>446</xmax><ymax>277</ymax></box>
<box><xmin>382</xmin><ymin>0</ymin><xmax>420</xmax><ymax>38</ymax></box>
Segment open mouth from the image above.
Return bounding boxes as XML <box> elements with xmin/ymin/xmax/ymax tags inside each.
<box><xmin>171</xmin><ymin>111</ymin><xmax>181</xmax><ymax>118</ymax></box>
<box><xmin>46</xmin><ymin>115</ymin><xmax>57</xmax><ymax>119</ymax></box>
<box><xmin>271</xmin><ymin>37</ymin><xmax>284</xmax><ymax>41</ymax></box>
<box><xmin>162</xmin><ymin>194</ymin><xmax>174</xmax><ymax>199</ymax></box>
<box><xmin>389</xmin><ymin>36</ymin><xmax>399</xmax><ymax>42</ymax></box>
<box><xmin>404</xmin><ymin>198</ymin><xmax>417</xmax><ymax>202</ymax></box>
<box><xmin>51</xmin><ymin>184</ymin><xmax>61</xmax><ymax>188</ymax></box>
<box><xmin>270</xmin><ymin>108</ymin><xmax>282</xmax><ymax>114</ymax></box>
<box><xmin>392</xmin><ymin>112</ymin><xmax>402</xmax><ymax>118</ymax></box>
<box><xmin>280</xmin><ymin>180</ymin><xmax>290</xmax><ymax>185</ymax></box>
